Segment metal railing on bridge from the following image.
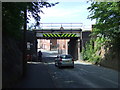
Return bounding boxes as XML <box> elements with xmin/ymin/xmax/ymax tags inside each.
<box><xmin>34</xmin><ymin>23</ymin><xmax>82</xmax><ymax>38</ymax></box>
<box><xmin>39</xmin><ymin>23</ymin><xmax>83</xmax><ymax>30</ymax></box>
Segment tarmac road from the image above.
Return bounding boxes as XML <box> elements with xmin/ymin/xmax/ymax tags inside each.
<box><xmin>42</xmin><ymin>50</ymin><xmax>119</xmax><ymax>88</ymax></box>
<box><xmin>13</xmin><ymin>50</ymin><xmax>119</xmax><ymax>88</ymax></box>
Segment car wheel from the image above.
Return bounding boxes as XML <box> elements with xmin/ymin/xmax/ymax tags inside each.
<box><xmin>71</xmin><ymin>65</ymin><xmax>74</xmax><ymax>68</ymax></box>
<box><xmin>55</xmin><ymin>63</ymin><xmax>57</xmax><ymax>67</ymax></box>
<box><xmin>58</xmin><ymin>66</ymin><xmax>62</xmax><ymax>69</ymax></box>
<box><xmin>55</xmin><ymin>61</ymin><xmax>57</xmax><ymax>66</ymax></box>
<box><xmin>58</xmin><ymin>64</ymin><xmax>62</xmax><ymax>68</ymax></box>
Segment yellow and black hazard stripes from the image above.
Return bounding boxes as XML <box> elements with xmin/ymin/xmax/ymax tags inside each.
<box><xmin>43</xmin><ymin>33</ymin><xmax>77</xmax><ymax>37</ymax></box>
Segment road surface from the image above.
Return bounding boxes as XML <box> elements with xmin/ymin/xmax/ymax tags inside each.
<box><xmin>13</xmin><ymin>49</ymin><xmax>119</xmax><ymax>88</ymax></box>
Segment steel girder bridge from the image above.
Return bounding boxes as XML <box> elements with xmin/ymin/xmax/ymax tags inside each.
<box><xmin>33</xmin><ymin>23</ymin><xmax>82</xmax><ymax>39</ymax></box>
<box><xmin>32</xmin><ymin>23</ymin><xmax>83</xmax><ymax>60</ymax></box>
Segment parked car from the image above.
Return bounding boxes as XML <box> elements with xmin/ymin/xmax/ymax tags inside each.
<box><xmin>55</xmin><ymin>54</ymin><xmax>74</xmax><ymax>68</ymax></box>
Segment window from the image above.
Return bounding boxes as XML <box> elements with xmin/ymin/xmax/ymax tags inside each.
<box><xmin>61</xmin><ymin>55</ymin><xmax>72</xmax><ymax>59</ymax></box>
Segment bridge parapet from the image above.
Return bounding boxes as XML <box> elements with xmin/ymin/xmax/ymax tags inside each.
<box><xmin>37</xmin><ymin>23</ymin><xmax>83</xmax><ymax>30</ymax></box>
<box><xmin>32</xmin><ymin>23</ymin><xmax>82</xmax><ymax>39</ymax></box>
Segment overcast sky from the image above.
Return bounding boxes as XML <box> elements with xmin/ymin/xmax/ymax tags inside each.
<box><xmin>28</xmin><ymin>0</ymin><xmax>96</xmax><ymax>30</ymax></box>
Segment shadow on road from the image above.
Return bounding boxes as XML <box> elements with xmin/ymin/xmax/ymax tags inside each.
<box><xmin>15</xmin><ymin>50</ymin><xmax>118</xmax><ymax>88</ymax></box>
<box><xmin>44</xmin><ymin>58</ymin><xmax>119</xmax><ymax>88</ymax></box>
<box><xmin>13</xmin><ymin>62</ymin><xmax>56</xmax><ymax>88</ymax></box>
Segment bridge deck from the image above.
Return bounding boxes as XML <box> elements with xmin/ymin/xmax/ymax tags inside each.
<box><xmin>33</xmin><ymin>28</ymin><xmax>82</xmax><ymax>39</ymax></box>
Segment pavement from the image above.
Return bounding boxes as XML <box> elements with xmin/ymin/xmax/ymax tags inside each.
<box><xmin>13</xmin><ymin>62</ymin><xmax>56</xmax><ymax>88</ymax></box>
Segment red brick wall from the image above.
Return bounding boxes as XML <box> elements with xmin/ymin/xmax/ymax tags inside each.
<box><xmin>38</xmin><ymin>39</ymin><xmax>50</xmax><ymax>50</ymax></box>
<box><xmin>38</xmin><ymin>39</ymin><xmax>69</xmax><ymax>54</ymax></box>
<box><xmin>57</xmin><ymin>39</ymin><xmax>69</xmax><ymax>54</ymax></box>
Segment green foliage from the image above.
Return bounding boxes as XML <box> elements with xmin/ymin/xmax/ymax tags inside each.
<box><xmin>82</xmin><ymin>41</ymin><xmax>94</xmax><ymax>60</ymax></box>
<box><xmin>87</xmin><ymin>1</ymin><xmax>120</xmax><ymax>42</ymax></box>
<box><xmin>82</xmin><ymin>1</ymin><xmax>120</xmax><ymax>64</ymax></box>
<box><xmin>82</xmin><ymin>36</ymin><xmax>106</xmax><ymax>64</ymax></box>
<box><xmin>2</xmin><ymin>2</ymin><xmax>59</xmax><ymax>38</ymax></box>
<box><xmin>2</xmin><ymin>3</ymin><xmax>24</xmax><ymax>38</ymax></box>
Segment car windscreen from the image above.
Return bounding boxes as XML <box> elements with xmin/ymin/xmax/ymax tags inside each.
<box><xmin>61</xmin><ymin>55</ymin><xmax>72</xmax><ymax>59</ymax></box>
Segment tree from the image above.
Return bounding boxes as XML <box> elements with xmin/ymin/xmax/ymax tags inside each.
<box><xmin>87</xmin><ymin>1</ymin><xmax>120</xmax><ymax>45</ymax></box>
<box><xmin>2</xmin><ymin>1</ymin><xmax>59</xmax><ymax>38</ymax></box>
<box><xmin>82</xmin><ymin>1</ymin><xmax>120</xmax><ymax>63</ymax></box>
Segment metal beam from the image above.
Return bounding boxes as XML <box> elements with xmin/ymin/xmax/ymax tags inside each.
<box><xmin>33</xmin><ymin>29</ymin><xmax>82</xmax><ymax>33</ymax></box>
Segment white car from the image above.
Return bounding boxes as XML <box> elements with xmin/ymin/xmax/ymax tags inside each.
<box><xmin>55</xmin><ymin>54</ymin><xmax>74</xmax><ymax>68</ymax></box>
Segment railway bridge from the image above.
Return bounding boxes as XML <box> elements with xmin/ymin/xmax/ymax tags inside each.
<box><xmin>26</xmin><ymin>23</ymin><xmax>85</xmax><ymax>60</ymax></box>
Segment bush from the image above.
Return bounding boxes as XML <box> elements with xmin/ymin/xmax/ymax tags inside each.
<box><xmin>82</xmin><ymin>36</ymin><xmax>106</xmax><ymax>64</ymax></box>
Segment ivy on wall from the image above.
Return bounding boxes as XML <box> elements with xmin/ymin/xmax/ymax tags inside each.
<box><xmin>82</xmin><ymin>1</ymin><xmax>120</xmax><ymax>64</ymax></box>
<box><xmin>82</xmin><ymin>31</ymin><xmax>107</xmax><ymax>64</ymax></box>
